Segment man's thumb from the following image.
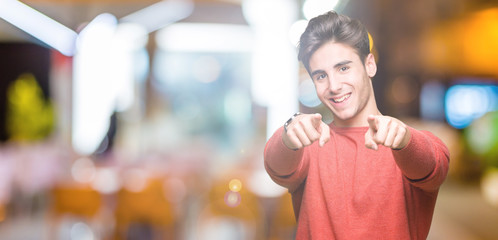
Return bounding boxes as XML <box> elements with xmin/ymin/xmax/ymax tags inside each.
<box><xmin>364</xmin><ymin>130</ymin><xmax>378</xmax><ymax>150</ymax></box>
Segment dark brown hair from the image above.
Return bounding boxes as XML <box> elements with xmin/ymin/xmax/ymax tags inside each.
<box><xmin>298</xmin><ymin>11</ymin><xmax>370</xmax><ymax>74</ymax></box>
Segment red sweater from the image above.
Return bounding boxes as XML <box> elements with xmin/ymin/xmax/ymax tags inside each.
<box><xmin>264</xmin><ymin>125</ymin><xmax>449</xmax><ymax>240</ymax></box>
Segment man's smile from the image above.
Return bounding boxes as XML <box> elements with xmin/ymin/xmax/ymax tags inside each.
<box><xmin>331</xmin><ymin>93</ymin><xmax>351</xmax><ymax>103</ymax></box>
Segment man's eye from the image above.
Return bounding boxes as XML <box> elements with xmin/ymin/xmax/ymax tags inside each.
<box><xmin>316</xmin><ymin>74</ymin><xmax>326</xmax><ymax>80</ymax></box>
<box><xmin>339</xmin><ymin>66</ymin><xmax>349</xmax><ymax>72</ymax></box>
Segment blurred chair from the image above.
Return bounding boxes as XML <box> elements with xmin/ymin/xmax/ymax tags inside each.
<box><xmin>51</xmin><ymin>185</ymin><xmax>102</xmax><ymax>217</ymax></box>
<box><xmin>49</xmin><ymin>184</ymin><xmax>104</xmax><ymax>239</ymax></box>
<box><xmin>113</xmin><ymin>177</ymin><xmax>175</xmax><ymax>240</ymax></box>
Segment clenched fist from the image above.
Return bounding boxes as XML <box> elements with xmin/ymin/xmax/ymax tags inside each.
<box><xmin>282</xmin><ymin>113</ymin><xmax>331</xmax><ymax>150</ymax></box>
<box><xmin>364</xmin><ymin>115</ymin><xmax>411</xmax><ymax>150</ymax></box>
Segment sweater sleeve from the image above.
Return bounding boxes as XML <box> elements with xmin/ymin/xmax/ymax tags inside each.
<box><xmin>392</xmin><ymin>127</ymin><xmax>450</xmax><ymax>192</ymax></box>
<box><xmin>264</xmin><ymin>127</ymin><xmax>309</xmax><ymax>192</ymax></box>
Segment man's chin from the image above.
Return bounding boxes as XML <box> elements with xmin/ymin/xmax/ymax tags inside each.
<box><xmin>330</xmin><ymin>112</ymin><xmax>358</xmax><ymax>126</ymax></box>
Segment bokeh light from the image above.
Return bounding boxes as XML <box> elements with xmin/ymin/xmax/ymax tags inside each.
<box><xmin>289</xmin><ymin>19</ymin><xmax>308</xmax><ymax>47</ymax></box>
<box><xmin>420</xmin><ymin>81</ymin><xmax>446</xmax><ymax>121</ymax></box>
<box><xmin>91</xmin><ymin>168</ymin><xmax>120</xmax><ymax>194</ymax></box>
<box><xmin>466</xmin><ymin>112</ymin><xmax>498</xmax><ymax>156</ymax></box>
<box><xmin>298</xmin><ymin>78</ymin><xmax>321</xmax><ymax>108</ymax></box>
<box><xmin>445</xmin><ymin>84</ymin><xmax>498</xmax><ymax>129</ymax></box>
<box><xmin>71</xmin><ymin>157</ymin><xmax>96</xmax><ymax>183</ymax></box>
<box><xmin>228</xmin><ymin>179</ymin><xmax>242</xmax><ymax>193</ymax></box>
<box><xmin>391</xmin><ymin>76</ymin><xmax>418</xmax><ymax>104</ymax></box>
<box><xmin>224</xmin><ymin>191</ymin><xmax>241</xmax><ymax>208</ymax></box>
<box><xmin>247</xmin><ymin>169</ymin><xmax>287</xmax><ymax>198</ymax></box>
<box><xmin>303</xmin><ymin>0</ymin><xmax>340</xmax><ymax>20</ymax></box>
<box><xmin>122</xmin><ymin>168</ymin><xmax>148</xmax><ymax>193</ymax></box>
<box><xmin>193</xmin><ymin>56</ymin><xmax>221</xmax><ymax>83</ymax></box>
<box><xmin>70</xmin><ymin>222</ymin><xmax>95</xmax><ymax>240</ymax></box>
<box><xmin>156</xmin><ymin>23</ymin><xmax>253</xmax><ymax>53</ymax></box>
<box><xmin>481</xmin><ymin>168</ymin><xmax>498</xmax><ymax>208</ymax></box>
<box><xmin>224</xmin><ymin>89</ymin><xmax>252</xmax><ymax>126</ymax></box>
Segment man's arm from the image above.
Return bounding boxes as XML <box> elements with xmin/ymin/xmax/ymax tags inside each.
<box><xmin>364</xmin><ymin>115</ymin><xmax>449</xmax><ymax>190</ymax></box>
<box><xmin>391</xmin><ymin>127</ymin><xmax>449</xmax><ymax>191</ymax></box>
<box><xmin>265</xmin><ymin>113</ymin><xmax>330</xmax><ymax>176</ymax></box>
<box><xmin>264</xmin><ymin>127</ymin><xmax>304</xmax><ymax>178</ymax></box>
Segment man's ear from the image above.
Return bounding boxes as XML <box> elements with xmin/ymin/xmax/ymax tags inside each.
<box><xmin>365</xmin><ymin>53</ymin><xmax>377</xmax><ymax>78</ymax></box>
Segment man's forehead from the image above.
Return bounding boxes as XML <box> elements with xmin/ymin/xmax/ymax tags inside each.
<box><xmin>309</xmin><ymin>43</ymin><xmax>360</xmax><ymax>71</ymax></box>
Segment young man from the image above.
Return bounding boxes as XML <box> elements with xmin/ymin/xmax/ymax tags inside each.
<box><xmin>264</xmin><ymin>11</ymin><xmax>449</xmax><ymax>239</ymax></box>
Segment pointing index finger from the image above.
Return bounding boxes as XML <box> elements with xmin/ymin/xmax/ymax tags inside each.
<box><xmin>367</xmin><ymin>115</ymin><xmax>378</xmax><ymax>132</ymax></box>
<box><xmin>311</xmin><ymin>113</ymin><xmax>323</xmax><ymax>128</ymax></box>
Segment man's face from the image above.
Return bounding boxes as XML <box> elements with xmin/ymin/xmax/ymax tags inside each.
<box><xmin>309</xmin><ymin>41</ymin><xmax>377</xmax><ymax>127</ymax></box>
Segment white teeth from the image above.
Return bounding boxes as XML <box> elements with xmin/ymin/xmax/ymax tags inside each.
<box><xmin>332</xmin><ymin>93</ymin><xmax>351</xmax><ymax>103</ymax></box>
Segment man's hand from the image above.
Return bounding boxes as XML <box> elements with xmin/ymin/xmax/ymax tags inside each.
<box><xmin>282</xmin><ymin>113</ymin><xmax>330</xmax><ymax>150</ymax></box>
<box><xmin>365</xmin><ymin>115</ymin><xmax>411</xmax><ymax>151</ymax></box>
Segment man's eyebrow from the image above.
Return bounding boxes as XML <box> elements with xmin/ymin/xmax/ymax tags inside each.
<box><xmin>310</xmin><ymin>69</ymin><xmax>325</xmax><ymax>78</ymax></box>
<box><xmin>334</xmin><ymin>60</ymin><xmax>352</xmax><ymax>68</ymax></box>
<box><xmin>310</xmin><ymin>60</ymin><xmax>353</xmax><ymax>77</ymax></box>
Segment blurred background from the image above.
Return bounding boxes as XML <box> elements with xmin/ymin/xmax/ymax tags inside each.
<box><xmin>0</xmin><ymin>0</ymin><xmax>497</xmax><ymax>239</ymax></box>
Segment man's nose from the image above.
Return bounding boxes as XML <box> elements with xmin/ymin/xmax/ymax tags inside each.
<box><xmin>328</xmin><ymin>77</ymin><xmax>342</xmax><ymax>92</ymax></box>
